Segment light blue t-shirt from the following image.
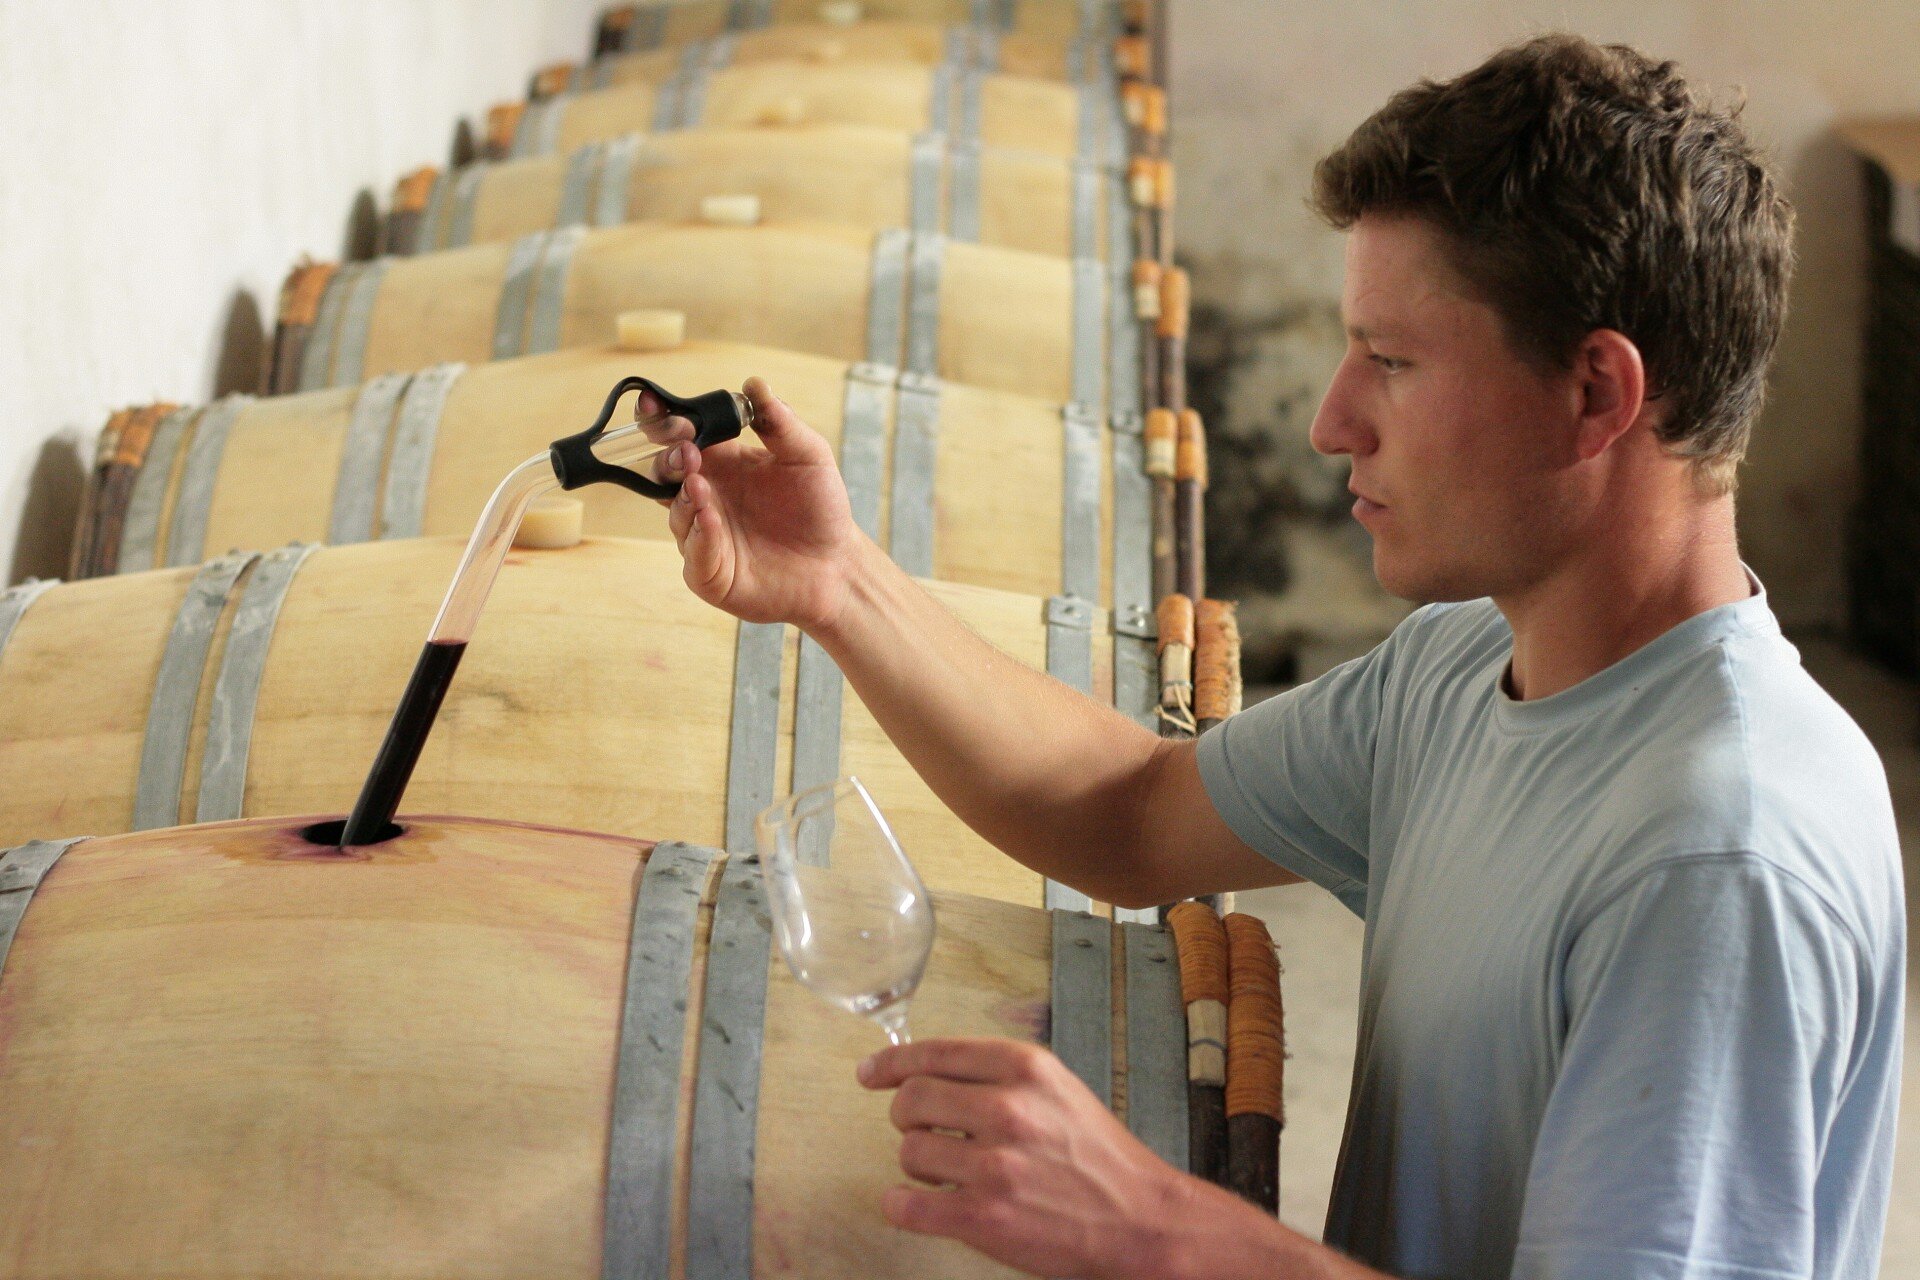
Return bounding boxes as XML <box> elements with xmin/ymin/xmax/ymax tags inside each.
<box><xmin>1197</xmin><ymin>586</ymin><xmax>1905</xmax><ymax>1280</ymax></box>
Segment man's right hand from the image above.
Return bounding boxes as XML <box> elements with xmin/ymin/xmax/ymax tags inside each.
<box><xmin>646</xmin><ymin>375</ymin><xmax>865</xmax><ymax>633</ymax></box>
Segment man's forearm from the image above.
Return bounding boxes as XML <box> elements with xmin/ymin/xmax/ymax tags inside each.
<box><xmin>1153</xmin><ymin>1175</ymin><xmax>1396</xmax><ymax>1280</ymax></box>
<box><xmin>811</xmin><ymin>534</ymin><xmax>1170</xmax><ymax>905</ymax></box>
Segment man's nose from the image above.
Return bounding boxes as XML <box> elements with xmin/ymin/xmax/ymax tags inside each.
<box><xmin>1309</xmin><ymin>355</ymin><xmax>1375</xmax><ymax>458</ymax></box>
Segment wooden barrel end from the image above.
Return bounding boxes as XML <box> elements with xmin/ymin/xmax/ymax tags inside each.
<box><xmin>384</xmin><ymin>167</ymin><xmax>440</xmax><ymax>259</ymax></box>
<box><xmin>594</xmin><ymin>5</ymin><xmax>637</xmax><ymax>58</ymax></box>
<box><xmin>528</xmin><ymin>62</ymin><xmax>577</xmax><ymax>102</ymax></box>
<box><xmin>484</xmin><ymin>101</ymin><xmax>525</xmax><ymax>162</ymax></box>
<box><xmin>270</xmin><ymin>261</ymin><xmax>339</xmax><ymax>395</ymax></box>
<box><xmin>73</xmin><ymin>402</ymin><xmax>177</xmax><ymax>578</ymax></box>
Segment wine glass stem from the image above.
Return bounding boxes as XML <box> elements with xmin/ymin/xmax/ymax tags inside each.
<box><xmin>876</xmin><ymin>1005</ymin><xmax>911</xmax><ymax>1046</ymax></box>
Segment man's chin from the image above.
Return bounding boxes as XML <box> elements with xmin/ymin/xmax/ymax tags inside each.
<box><xmin>1372</xmin><ymin>546</ymin><xmax>1483</xmax><ymax>606</ymax></box>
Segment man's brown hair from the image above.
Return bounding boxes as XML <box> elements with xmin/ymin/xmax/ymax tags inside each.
<box><xmin>1311</xmin><ymin>33</ymin><xmax>1794</xmax><ymax>494</ymax></box>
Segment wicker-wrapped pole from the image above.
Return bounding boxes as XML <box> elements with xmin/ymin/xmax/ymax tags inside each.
<box><xmin>1145</xmin><ymin>407</ymin><xmax>1179</xmax><ymax>602</ymax></box>
<box><xmin>1167</xmin><ymin>900</ymin><xmax>1230</xmax><ymax>1187</ymax></box>
<box><xmin>1147</xmin><ymin>0</ymin><xmax>1170</xmax><ymax>137</ymax></box>
<box><xmin>1155</xmin><ymin>260</ymin><xmax>1189</xmax><ymax>417</ymax></box>
<box><xmin>1175</xmin><ymin>408</ymin><xmax>1207</xmax><ymax>601</ymax></box>
<box><xmin>1119</xmin><ymin>0</ymin><xmax>1173</xmax><ymax>280</ymax></box>
<box><xmin>1115</xmin><ymin>25</ymin><xmax>1160</xmax><ymax>232</ymax></box>
<box><xmin>1195</xmin><ymin>599</ymin><xmax>1242</xmax><ymax>734</ymax></box>
<box><xmin>1225</xmin><ymin>912</ymin><xmax>1285</xmax><ymax>1213</ymax></box>
<box><xmin>1131</xmin><ymin>158</ymin><xmax>1176</xmax><ymax>276</ymax></box>
<box><xmin>1115</xmin><ymin>32</ymin><xmax>1152</xmax><ymax>82</ymax></box>
<box><xmin>1156</xmin><ymin>593</ymin><xmax>1197</xmax><ymax>737</ymax></box>
<box><xmin>1134</xmin><ymin>258</ymin><xmax>1164</xmax><ymax>437</ymax></box>
<box><xmin>1122</xmin><ymin>81</ymin><xmax>1168</xmax><ymax>147</ymax></box>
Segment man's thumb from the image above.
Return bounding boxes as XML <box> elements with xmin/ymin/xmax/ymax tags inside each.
<box><xmin>743</xmin><ymin>376</ymin><xmax>831</xmax><ymax>465</ymax></box>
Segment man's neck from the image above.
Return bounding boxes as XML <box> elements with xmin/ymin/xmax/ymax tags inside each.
<box><xmin>1495</xmin><ymin>494</ymin><xmax>1751</xmax><ymax>702</ymax></box>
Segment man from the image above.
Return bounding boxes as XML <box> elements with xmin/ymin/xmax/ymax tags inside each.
<box><xmin>644</xmin><ymin>33</ymin><xmax>1905</xmax><ymax>1280</ymax></box>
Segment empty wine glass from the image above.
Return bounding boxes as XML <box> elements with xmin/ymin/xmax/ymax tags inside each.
<box><xmin>755</xmin><ymin>776</ymin><xmax>935</xmax><ymax>1046</ymax></box>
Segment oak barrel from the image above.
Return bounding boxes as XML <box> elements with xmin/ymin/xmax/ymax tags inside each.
<box><xmin>274</xmin><ymin>219</ymin><xmax>1132</xmax><ymax>410</ymax></box>
<box><xmin>598</xmin><ymin>0</ymin><xmax>1125</xmax><ymax>49</ymax></box>
<box><xmin>76</xmin><ymin>339</ymin><xmax>1146</xmax><ymax>617</ymax></box>
<box><xmin>0</xmin><ymin>816</ymin><xmax>1188</xmax><ymax>1276</ymax></box>
<box><xmin>0</xmin><ymin>537</ymin><xmax>1151</xmax><ymax>909</ymax></box>
<box><xmin>492</xmin><ymin>58</ymin><xmax>1112</xmax><ymax>165</ymax></box>
<box><xmin>586</xmin><ymin>17</ymin><xmax>1079</xmax><ymax>86</ymax></box>
<box><xmin>389</xmin><ymin>123</ymin><xmax>1129</xmax><ymax>268</ymax></box>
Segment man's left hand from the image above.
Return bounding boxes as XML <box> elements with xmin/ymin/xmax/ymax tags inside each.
<box><xmin>857</xmin><ymin>1036</ymin><xmax>1199</xmax><ymax>1279</ymax></box>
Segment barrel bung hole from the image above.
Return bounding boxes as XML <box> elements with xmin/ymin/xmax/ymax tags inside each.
<box><xmin>302</xmin><ymin>817</ymin><xmax>404</xmax><ymax>849</ymax></box>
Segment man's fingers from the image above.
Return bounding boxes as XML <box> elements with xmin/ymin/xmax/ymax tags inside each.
<box><xmin>666</xmin><ymin>479</ymin><xmax>694</xmax><ymax>544</ymax></box>
<box><xmin>897</xmin><ymin>1129</ymin><xmax>989</xmax><ymax>1187</ymax></box>
<box><xmin>859</xmin><ymin>1037</ymin><xmax>1045</xmax><ymax>1091</ymax></box>
<box><xmin>888</xmin><ymin>1076</ymin><xmax>1026</xmax><ymax>1139</ymax></box>
<box><xmin>882</xmin><ymin>1185</ymin><xmax>1001</xmax><ymax>1243</ymax></box>
<box><xmin>656</xmin><ymin>441</ymin><xmax>698</xmax><ymax>484</ymax></box>
<box><xmin>742</xmin><ymin>376</ymin><xmax>834</xmax><ymax>465</ymax></box>
<box><xmin>636</xmin><ymin>392</ymin><xmax>696</xmax><ymax>444</ymax></box>
<box><xmin>673</xmin><ymin>474</ymin><xmax>730</xmax><ymax>590</ymax></box>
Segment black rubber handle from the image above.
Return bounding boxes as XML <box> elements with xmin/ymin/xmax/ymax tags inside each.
<box><xmin>548</xmin><ymin>376</ymin><xmax>745</xmax><ymax>500</ymax></box>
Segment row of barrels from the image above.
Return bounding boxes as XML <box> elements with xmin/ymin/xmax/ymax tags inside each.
<box><xmin>51</xmin><ymin>33</ymin><xmax>1218</xmax><ymax>897</ymax></box>
<box><xmin>0</xmin><ymin>2</ymin><xmax>1284</xmax><ymax>1275</ymax></box>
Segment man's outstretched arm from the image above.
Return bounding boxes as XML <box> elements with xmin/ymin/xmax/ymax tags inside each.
<box><xmin>656</xmin><ymin>379</ymin><xmax>1297</xmax><ymax>907</ymax></box>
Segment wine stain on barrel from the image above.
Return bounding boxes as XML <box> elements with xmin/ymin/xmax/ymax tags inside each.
<box><xmin>338</xmin><ymin>640</ymin><xmax>468</xmax><ymax>846</ymax></box>
<box><xmin>997</xmin><ymin>997</ymin><xmax>1053</xmax><ymax>1043</ymax></box>
<box><xmin>197</xmin><ymin>818</ymin><xmax>437</xmax><ymax>864</ymax></box>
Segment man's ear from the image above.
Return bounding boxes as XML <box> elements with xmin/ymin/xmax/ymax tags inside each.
<box><xmin>1572</xmin><ymin>329</ymin><xmax>1648</xmax><ymax>462</ymax></box>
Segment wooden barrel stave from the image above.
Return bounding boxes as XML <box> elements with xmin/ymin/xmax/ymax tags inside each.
<box><xmin>601</xmin><ymin>0</ymin><xmax>1106</xmax><ymax>57</ymax></box>
<box><xmin>0</xmin><ymin>537</ymin><xmax>1136</xmax><ymax>907</ymax></box>
<box><xmin>0</xmin><ymin>816</ymin><xmax>1185</xmax><ymax>1276</ymax></box>
<box><xmin>506</xmin><ymin>60</ymin><xmax>1091</xmax><ymax>163</ymax></box>
<box><xmin>588</xmin><ymin>19</ymin><xmax>1075</xmax><ymax>86</ymax></box>
<box><xmin>281</xmin><ymin>221</ymin><xmax>1111</xmax><ymax>408</ymax></box>
<box><xmin>394</xmin><ymin>124</ymin><xmax>1118</xmax><ymax>268</ymax></box>
<box><xmin>85</xmin><ymin>341</ymin><xmax>1123</xmax><ymax>607</ymax></box>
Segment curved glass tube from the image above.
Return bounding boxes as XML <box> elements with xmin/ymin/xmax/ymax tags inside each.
<box><xmin>426</xmin><ymin>419</ymin><xmax>681</xmax><ymax>645</ymax></box>
<box><xmin>342</xmin><ymin>392</ymin><xmax>738</xmax><ymax>845</ymax></box>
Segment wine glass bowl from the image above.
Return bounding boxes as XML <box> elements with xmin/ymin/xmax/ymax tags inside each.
<box><xmin>755</xmin><ymin>776</ymin><xmax>935</xmax><ymax>1045</ymax></box>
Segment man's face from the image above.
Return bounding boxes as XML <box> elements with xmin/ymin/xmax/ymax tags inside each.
<box><xmin>1310</xmin><ymin>214</ymin><xmax>1589</xmax><ymax>603</ymax></box>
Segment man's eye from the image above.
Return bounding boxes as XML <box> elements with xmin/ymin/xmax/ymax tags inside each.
<box><xmin>1369</xmin><ymin>353</ymin><xmax>1407</xmax><ymax>372</ymax></box>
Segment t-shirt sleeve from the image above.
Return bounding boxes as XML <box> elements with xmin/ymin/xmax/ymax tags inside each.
<box><xmin>1511</xmin><ymin>854</ymin><xmax>1863</xmax><ymax>1280</ymax></box>
<box><xmin>1194</xmin><ymin>634</ymin><xmax>1395</xmax><ymax>915</ymax></box>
